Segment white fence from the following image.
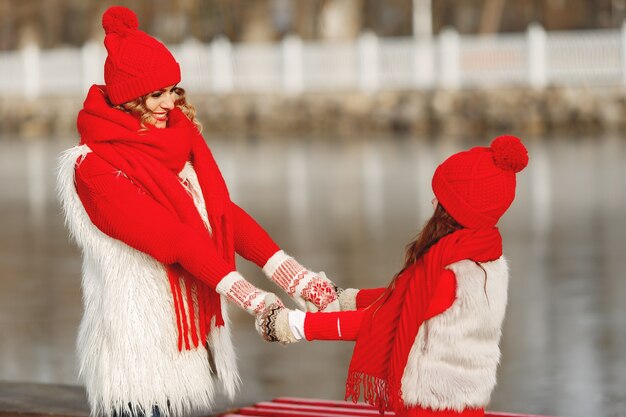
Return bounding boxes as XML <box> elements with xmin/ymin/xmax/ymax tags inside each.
<box><xmin>1</xmin><ymin>24</ymin><xmax>625</xmax><ymax>99</ymax></box>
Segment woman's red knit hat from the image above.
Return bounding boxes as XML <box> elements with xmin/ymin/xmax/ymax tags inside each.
<box><xmin>432</xmin><ymin>135</ymin><xmax>529</xmax><ymax>229</ymax></box>
<box><xmin>101</xmin><ymin>6</ymin><xmax>181</xmax><ymax>105</ymax></box>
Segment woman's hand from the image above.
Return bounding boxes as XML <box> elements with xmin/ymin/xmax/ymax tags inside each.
<box><xmin>215</xmin><ymin>272</ymin><xmax>284</xmax><ymax>315</ymax></box>
<box><xmin>263</xmin><ymin>251</ymin><xmax>340</xmax><ymax>312</ymax></box>
<box><xmin>255</xmin><ymin>303</ymin><xmax>304</xmax><ymax>344</ymax></box>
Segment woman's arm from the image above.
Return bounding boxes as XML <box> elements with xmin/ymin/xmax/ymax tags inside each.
<box><xmin>75</xmin><ymin>153</ymin><xmax>278</xmax><ymax>314</ymax></box>
<box><xmin>231</xmin><ymin>202</ymin><xmax>340</xmax><ymax>312</ymax></box>
<box><xmin>231</xmin><ymin>202</ymin><xmax>280</xmax><ymax>266</ymax></box>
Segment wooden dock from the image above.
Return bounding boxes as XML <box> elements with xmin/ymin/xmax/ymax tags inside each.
<box><xmin>0</xmin><ymin>382</ymin><xmax>88</xmax><ymax>417</ymax></box>
<box><xmin>0</xmin><ymin>383</ymin><xmax>556</xmax><ymax>417</ymax></box>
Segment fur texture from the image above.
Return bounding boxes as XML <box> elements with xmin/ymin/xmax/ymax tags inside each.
<box><xmin>401</xmin><ymin>257</ymin><xmax>509</xmax><ymax>411</ymax></box>
<box><xmin>337</xmin><ymin>288</ymin><xmax>359</xmax><ymax>311</ymax></box>
<box><xmin>57</xmin><ymin>145</ymin><xmax>240</xmax><ymax>417</ymax></box>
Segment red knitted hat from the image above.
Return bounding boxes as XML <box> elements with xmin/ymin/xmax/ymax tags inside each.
<box><xmin>102</xmin><ymin>6</ymin><xmax>181</xmax><ymax>105</ymax></box>
<box><xmin>432</xmin><ymin>135</ymin><xmax>529</xmax><ymax>229</ymax></box>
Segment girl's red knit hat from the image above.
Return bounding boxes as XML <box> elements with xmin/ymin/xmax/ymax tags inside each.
<box><xmin>432</xmin><ymin>135</ymin><xmax>528</xmax><ymax>229</ymax></box>
<box><xmin>101</xmin><ymin>6</ymin><xmax>181</xmax><ymax>105</ymax></box>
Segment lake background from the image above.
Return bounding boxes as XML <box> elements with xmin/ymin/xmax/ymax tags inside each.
<box><xmin>0</xmin><ymin>133</ymin><xmax>625</xmax><ymax>417</ymax></box>
<box><xmin>3</xmin><ymin>2</ymin><xmax>626</xmax><ymax>416</ymax></box>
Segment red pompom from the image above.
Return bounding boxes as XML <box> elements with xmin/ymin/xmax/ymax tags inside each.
<box><xmin>102</xmin><ymin>6</ymin><xmax>139</xmax><ymax>35</ymax></box>
<box><xmin>490</xmin><ymin>135</ymin><xmax>528</xmax><ymax>173</ymax></box>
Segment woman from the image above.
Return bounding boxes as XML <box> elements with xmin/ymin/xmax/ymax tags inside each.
<box><xmin>257</xmin><ymin>136</ymin><xmax>529</xmax><ymax>417</ymax></box>
<box><xmin>57</xmin><ymin>6</ymin><xmax>339</xmax><ymax>417</ymax></box>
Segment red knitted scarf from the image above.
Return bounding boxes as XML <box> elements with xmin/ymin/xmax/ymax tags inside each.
<box><xmin>77</xmin><ymin>85</ymin><xmax>233</xmax><ymax>351</ymax></box>
<box><xmin>345</xmin><ymin>228</ymin><xmax>503</xmax><ymax>413</ymax></box>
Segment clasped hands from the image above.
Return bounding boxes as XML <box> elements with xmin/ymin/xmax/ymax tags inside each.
<box><xmin>253</xmin><ymin>251</ymin><xmax>349</xmax><ymax>344</ymax></box>
<box><xmin>217</xmin><ymin>250</ymin><xmax>349</xmax><ymax>344</ymax></box>
<box><xmin>255</xmin><ymin>270</ymin><xmax>339</xmax><ymax>345</ymax></box>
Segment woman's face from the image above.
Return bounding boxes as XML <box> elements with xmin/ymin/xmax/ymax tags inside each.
<box><xmin>431</xmin><ymin>197</ymin><xmax>438</xmax><ymax>210</ymax></box>
<box><xmin>145</xmin><ymin>85</ymin><xmax>178</xmax><ymax>128</ymax></box>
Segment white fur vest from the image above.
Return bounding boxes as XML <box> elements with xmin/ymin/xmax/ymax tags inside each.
<box><xmin>401</xmin><ymin>257</ymin><xmax>509</xmax><ymax>411</ymax></box>
<box><xmin>57</xmin><ymin>145</ymin><xmax>240</xmax><ymax>417</ymax></box>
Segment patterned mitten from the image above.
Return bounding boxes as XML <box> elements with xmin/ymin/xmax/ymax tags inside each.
<box><xmin>263</xmin><ymin>251</ymin><xmax>340</xmax><ymax>312</ymax></box>
<box><xmin>255</xmin><ymin>303</ymin><xmax>301</xmax><ymax>344</ymax></box>
<box><xmin>216</xmin><ymin>271</ymin><xmax>283</xmax><ymax>315</ymax></box>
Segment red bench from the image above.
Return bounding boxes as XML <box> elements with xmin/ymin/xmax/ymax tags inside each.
<box><xmin>221</xmin><ymin>397</ymin><xmax>556</xmax><ymax>417</ymax></box>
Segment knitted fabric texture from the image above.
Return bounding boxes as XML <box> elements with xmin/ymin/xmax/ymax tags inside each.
<box><xmin>431</xmin><ymin>135</ymin><xmax>528</xmax><ymax>229</ymax></box>
<box><xmin>102</xmin><ymin>6</ymin><xmax>181</xmax><ymax>105</ymax></box>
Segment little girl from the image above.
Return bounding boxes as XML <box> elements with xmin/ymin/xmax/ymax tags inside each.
<box><xmin>256</xmin><ymin>135</ymin><xmax>529</xmax><ymax>417</ymax></box>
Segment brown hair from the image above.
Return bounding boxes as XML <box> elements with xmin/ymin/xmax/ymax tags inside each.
<box><xmin>114</xmin><ymin>86</ymin><xmax>202</xmax><ymax>131</ymax></box>
<box><xmin>372</xmin><ymin>204</ymin><xmax>464</xmax><ymax>309</ymax></box>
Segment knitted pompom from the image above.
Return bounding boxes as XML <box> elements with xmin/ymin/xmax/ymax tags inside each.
<box><xmin>490</xmin><ymin>135</ymin><xmax>528</xmax><ymax>173</ymax></box>
<box><xmin>102</xmin><ymin>6</ymin><xmax>139</xmax><ymax>35</ymax></box>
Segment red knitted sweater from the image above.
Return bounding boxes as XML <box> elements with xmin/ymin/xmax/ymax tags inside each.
<box><xmin>75</xmin><ymin>151</ymin><xmax>280</xmax><ymax>288</ymax></box>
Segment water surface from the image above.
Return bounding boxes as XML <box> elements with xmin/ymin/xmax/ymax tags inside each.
<box><xmin>0</xmin><ymin>135</ymin><xmax>625</xmax><ymax>417</ymax></box>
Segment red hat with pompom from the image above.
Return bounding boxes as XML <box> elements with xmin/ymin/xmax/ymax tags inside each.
<box><xmin>101</xmin><ymin>6</ymin><xmax>181</xmax><ymax>105</ymax></box>
<box><xmin>432</xmin><ymin>135</ymin><xmax>529</xmax><ymax>229</ymax></box>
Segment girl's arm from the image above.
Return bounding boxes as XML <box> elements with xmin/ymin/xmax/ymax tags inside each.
<box><xmin>256</xmin><ymin>307</ymin><xmax>366</xmax><ymax>344</ymax></box>
<box><xmin>303</xmin><ymin>309</ymin><xmax>365</xmax><ymax>341</ymax></box>
<box><xmin>335</xmin><ymin>287</ymin><xmax>386</xmax><ymax>311</ymax></box>
<box><xmin>356</xmin><ymin>288</ymin><xmax>387</xmax><ymax>309</ymax></box>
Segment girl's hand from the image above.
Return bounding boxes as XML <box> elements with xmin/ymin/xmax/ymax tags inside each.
<box><xmin>335</xmin><ymin>287</ymin><xmax>360</xmax><ymax>311</ymax></box>
<box><xmin>255</xmin><ymin>304</ymin><xmax>304</xmax><ymax>344</ymax></box>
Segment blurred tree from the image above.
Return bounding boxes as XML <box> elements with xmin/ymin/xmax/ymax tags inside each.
<box><xmin>319</xmin><ymin>0</ymin><xmax>363</xmax><ymax>39</ymax></box>
<box><xmin>0</xmin><ymin>0</ymin><xmax>623</xmax><ymax>50</ymax></box>
<box><xmin>479</xmin><ymin>0</ymin><xmax>505</xmax><ymax>34</ymax></box>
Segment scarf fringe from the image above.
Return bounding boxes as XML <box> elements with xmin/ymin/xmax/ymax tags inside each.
<box><xmin>168</xmin><ymin>267</ymin><xmax>225</xmax><ymax>352</ymax></box>
<box><xmin>345</xmin><ymin>372</ymin><xmax>406</xmax><ymax>415</ymax></box>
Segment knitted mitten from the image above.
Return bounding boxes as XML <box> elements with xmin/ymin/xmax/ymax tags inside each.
<box><xmin>255</xmin><ymin>303</ymin><xmax>300</xmax><ymax>344</ymax></box>
<box><xmin>216</xmin><ymin>271</ymin><xmax>283</xmax><ymax>315</ymax></box>
<box><xmin>336</xmin><ymin>287</ymin><xmax>359</xmax><ymax>311</ymax></box>
<box><xmin>263</xmin><ymin>250</ymin><xmax>340</xmax><ymax>312</ymax></box>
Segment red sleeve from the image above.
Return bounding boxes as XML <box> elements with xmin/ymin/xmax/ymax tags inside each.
<box><xmin>304</xmin><ymin>310</ymin><xmax>365</xmax><ymax>341</ymax></box>
<box><xmin>74</xmin><ymin>153</ymin><xmax>233</xmax><ymax>288</ymax></box>
<box><xmin>231</xmin><ymin>202</ymin><xmax>280</xmax><ymax>267</ymax></box>
<box><xmin>424</xmin><ymin>269</ymin><xmax>456</xmax><ymax>319</ymax></box>
<box><xmin>356</xmin><ymin>288</ymin><xmax>387</xmax><ymax>309</ymax></box>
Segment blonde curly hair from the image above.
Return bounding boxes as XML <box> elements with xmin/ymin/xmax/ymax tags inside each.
<box><xmin>114</xmin><ymin>86</ymin><xmax>202</xmax><ymax>132</ymax></box>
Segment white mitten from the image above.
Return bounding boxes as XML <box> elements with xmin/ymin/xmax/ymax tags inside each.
<box><xmin>216</xmin><ymin>271</ymin><xmax>283</xmax><ymax>315</ymax></box>
<box><xmin>263</xmin><ymin>251</ymin><xmax>340</xmax><ymax>312</ymax></box>
<box><xmin>255</xmin><ymin>304</ymin><xmax>303</xmax><ymax>345</ymax></box>
<box><xmin>336</xmin><ymin>287</ymin><xmax>359</xmax><ymax>311</ymax></box>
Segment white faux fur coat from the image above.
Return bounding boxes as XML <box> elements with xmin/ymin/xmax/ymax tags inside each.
<box><xmin>401</xmin><ymin>257</ymin><xmax>509</xmax><ymax>412</ymax></box>
<box><xmin>57</xmin><ymin>145</ymin><xmax>240</xmax><ymax>417</ymax></box>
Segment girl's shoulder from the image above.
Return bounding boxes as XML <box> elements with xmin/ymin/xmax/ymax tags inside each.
<box><xmin>446</xmin><ymin>256</ymin><xmax>508</xmax><ymax>277</ymax></box>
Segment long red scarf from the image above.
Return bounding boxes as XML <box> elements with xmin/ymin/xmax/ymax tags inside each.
<box><xmin>77</xmin><ymin>85</ymin><xmax>233</xmax><ymax>351</ymax></box>
<box><xmin>346</xmin><ymin>228</ymin><xmax>503</xmax><ymax>413</ymax></box>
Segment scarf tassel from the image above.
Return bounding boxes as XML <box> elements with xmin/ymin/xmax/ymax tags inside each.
<box><xmin>345</xmin><ymin>372</ymin><xmax>406</xmax><ymax>415</ymax></box>
<box><xmin>345</xmin><ymin>372</ymin><xmax>390</xmax><ymax>414</ymax></box>
<box><xmin>168</xmin><ymin>267</ymin><xmax>221</xmax><ymax>352</ymax></box>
